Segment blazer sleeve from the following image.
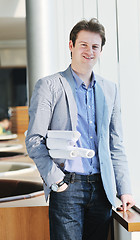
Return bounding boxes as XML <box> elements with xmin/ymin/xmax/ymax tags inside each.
<box><xmin>25</xmin><ymin>78</ymin><xmax>65</xmax><ymax>187</ymax></box>
<box><xmin>109</xmin><ymin>84</ymin><xmax>132</xmax><ymax>196</ymax></box>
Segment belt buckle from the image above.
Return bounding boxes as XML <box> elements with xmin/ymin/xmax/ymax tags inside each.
<box><xmin>87</xmin><ymin>175</ymin><xmax>95</xmax><ymax>183</ymax></box>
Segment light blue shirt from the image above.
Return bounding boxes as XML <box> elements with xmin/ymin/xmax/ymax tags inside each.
<box><xmin>64</xmin><ymin>68</ymin><xmax>100</xmax><ymax>175</ymax></box>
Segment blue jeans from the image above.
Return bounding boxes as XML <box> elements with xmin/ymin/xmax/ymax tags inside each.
<box><xmin>49</xmin><ymin>174</ymin><xmax>112</xmax><ymax>240</ymax></box>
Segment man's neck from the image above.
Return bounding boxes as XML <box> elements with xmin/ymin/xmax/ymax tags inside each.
<box><xmin>71</xmin><ymin>66</ymin><xmax>92</xmax><ymax>88</ymax></box>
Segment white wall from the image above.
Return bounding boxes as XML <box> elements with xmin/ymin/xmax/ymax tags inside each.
<box><xmin>0</xmin><ymin>0</ymin><xmax>25</xmax><ymax>17</ymax></box>
<box><xmin>0</xmin><ymin>0</ymin><xmax>26</xmax><ymax>67</ymax></box>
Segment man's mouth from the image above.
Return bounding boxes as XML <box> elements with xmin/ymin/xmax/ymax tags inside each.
<box><xmin>83</xmin><ymin>55</ymin><xmax>94</xmax><ymax>60</ymax></box>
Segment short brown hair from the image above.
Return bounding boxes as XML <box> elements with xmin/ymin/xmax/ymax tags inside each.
<box><xmin>70</xmin><ymin>18</ymin><xmax>106</xmax><ymax>49</ymax></box>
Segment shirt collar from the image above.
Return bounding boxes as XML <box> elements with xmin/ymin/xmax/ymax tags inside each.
<box><xmin>70</xmin><ymin>66</ymin><xmax>96</xmax><ymax>89</ymax></box>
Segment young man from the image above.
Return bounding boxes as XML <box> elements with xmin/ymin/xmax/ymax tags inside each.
<box><xmin>26</xmin><ymin>18</ymin><xmax>135</xmax><ymax>240</ymax></box>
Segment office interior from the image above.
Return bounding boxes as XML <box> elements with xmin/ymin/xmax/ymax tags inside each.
<box><xmin>0</xmin><ymin>0</ymin><xmax>140</xmax><ymax>239</ymax></box>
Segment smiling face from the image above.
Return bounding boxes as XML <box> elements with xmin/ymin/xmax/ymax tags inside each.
<box><xmin>69</xmin><ymin>30</ymin><xmax>102</xmax><ymax>74</ymax></box>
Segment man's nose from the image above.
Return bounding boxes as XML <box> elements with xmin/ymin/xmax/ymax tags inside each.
<box><xmin>86</xmin><ymin>46</ymin><xmax>93</xmax><ymax>55</ymax></box>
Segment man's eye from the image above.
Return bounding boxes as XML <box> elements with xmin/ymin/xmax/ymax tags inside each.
<box><xmin>82</xmin><ymin>44</ymin><xmax>87</xmax><ymax>47</ymax></box>
<box><xmin>93</xmin><ymin>46</ymin><xmax>99</xmax><ymax>50</ymax></box>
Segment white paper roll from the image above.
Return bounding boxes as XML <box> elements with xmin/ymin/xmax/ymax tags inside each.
<box><xmin>46</xmin><ymin>138</ymin><xmax>76</xmax><ymax>150</ymax></box>
<box><xmin>49</xmin><ymin>149</ymin><xmax>78</xmax><ymax>159</ymax></box>
<box><xmin>76</xmin><ymin>148</ymin><xmax>95</xmax><ymax>158</ymax></box>
<box><xmin>47</xmin><ymin>130</ymin><xmax>81</xmax><ymax>141</ymax></box>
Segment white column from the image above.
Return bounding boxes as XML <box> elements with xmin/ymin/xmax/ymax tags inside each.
<box><xmin>26</xmin><ymin>0</ymin><xmax>58</xmax><ymax>100</ymax></box>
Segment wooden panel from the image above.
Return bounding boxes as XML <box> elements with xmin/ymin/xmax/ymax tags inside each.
<box><xmin>0</xmin><ymin>204</ymin><xmax>113</xmax><ymax>240</ymax></box>
<box><xmin>0</xmin><ymin>206</ymin><xmax>50</xmax><ymax>240</ymax></box>
<box><xmin>10</xmin><ymin>106</ymin><xmax>29</xmax><ymax>134</ymax></box>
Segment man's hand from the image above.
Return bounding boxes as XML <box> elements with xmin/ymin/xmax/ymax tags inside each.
<box><xmin>57</xmin><ymin>182</ymin><xmax>68</xmax><ymax>192</ymax></box>
<box><xmin>117</xmin><ymin>194</ymin><xmax>135</xmax><ymax>212</ymax></box>
<box><xmin>56</xmin><ymin>179</ymin><xmax>68</xmax><ymax>192</ymax></box>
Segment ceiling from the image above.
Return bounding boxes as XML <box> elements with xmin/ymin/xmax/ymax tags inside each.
<box><xmin>0</xmin><ymin>18</ymin><xmax>26</xmax><ymax>41</ymax></box>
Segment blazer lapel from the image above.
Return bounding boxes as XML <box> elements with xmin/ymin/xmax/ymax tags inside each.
<box><xmin>59</xmin><ymin>66</ymin><xmax>77</xmax><ymax>131</ymax></box>
<box><xmin>95</xmin><ymin>76</ymin><xmax>105</xmax><ymax>141</ymax></box>
<box><xmin>59</xmin><ymin>68</ymin><xmax>105</xmax><ymax>139</ymax></box>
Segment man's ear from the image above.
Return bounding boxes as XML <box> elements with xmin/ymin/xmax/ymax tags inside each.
<box><xmin>100</xmin><ymin>47</ymin><xmax>103</xmax><ymax>53</ymax></box>
<box><xmin>69</xmin><ymin>40</ymin><xmax>73</xmax><ymax>51</ymax></box>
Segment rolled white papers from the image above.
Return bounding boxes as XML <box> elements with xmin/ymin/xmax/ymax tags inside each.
<box><xmin>47</xmin><ymin>130</ymin><xmax>81</xmax><ymax>141</ymax></box>
<box><xmin>46</xmin><ymin>138</ymin><xmax>76</xmax><ymax>150</ymax></box>
<box><xmin>76</xmin><ymin>148</ymin><xmax>95</xmax><ymax>158</ymax></box>
<box><xmin>49</xmin><ymin>149</ymin><xmax>78</xmax><ymax>159</ymax></box>
<box><xmin>47</xmin><ymin>130</ymin><xmax>95</xmax><ymax>160</ymax></box>
<box><xmin>49</xmin><ymin>147</ymin><xmax>95</xmax><ymax>159</ymax></box>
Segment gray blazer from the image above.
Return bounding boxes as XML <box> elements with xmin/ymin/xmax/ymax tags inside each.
<box><xmin>25</xmin><ymin>66</ymin><xmax>131</xmax><ymax>207</ymax></box>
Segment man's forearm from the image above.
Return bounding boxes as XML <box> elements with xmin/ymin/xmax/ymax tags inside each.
<box><xmin>25</xmin><ymin>134</ymin><xmax>65</xmax><ymax>187</ymax></box>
